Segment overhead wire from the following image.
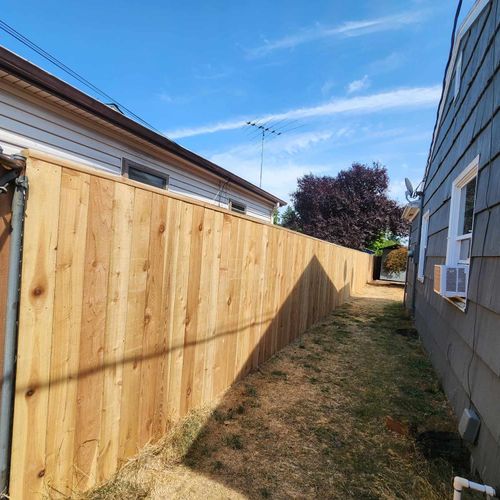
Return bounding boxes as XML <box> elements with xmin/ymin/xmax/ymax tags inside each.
<box><xmin>0</xmin><ymin>18</ymin><xmax>163</xmax><ymax>134</ymax></box>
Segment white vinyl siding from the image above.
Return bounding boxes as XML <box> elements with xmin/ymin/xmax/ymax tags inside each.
<box><xmin>0</xmin><ymin>80</ymin><xmax>274</xmax><ymax>222</ymax></box>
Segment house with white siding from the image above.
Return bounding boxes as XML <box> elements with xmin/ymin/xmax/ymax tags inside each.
<box><xmin>0</xmin><ymin>46</ymin><xmax>285</xmax><ymax>221</ymax></box>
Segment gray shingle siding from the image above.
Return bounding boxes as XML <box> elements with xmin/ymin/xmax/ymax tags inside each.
<box><xmin>407</xmin><ymin>0</ymin><xmax>500</xmax><ymax>484</ymax></box>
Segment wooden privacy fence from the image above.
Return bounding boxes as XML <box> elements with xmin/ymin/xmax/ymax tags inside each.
<box><xmin>9</xmin><ymin>151</ymin><xmax>373</xmax><ymax>498</ymax></box>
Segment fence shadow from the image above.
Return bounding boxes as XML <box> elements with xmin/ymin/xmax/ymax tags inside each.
<box><xmin>157</xmin><ymin>256</ymin><xmax>351</xmax><ymax>498</ymax></box>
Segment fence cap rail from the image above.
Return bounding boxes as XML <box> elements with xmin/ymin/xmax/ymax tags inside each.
<box><xmin>22</xmin><ymin>148</ymin><xmax>370</xmax><ymax>256</ymax></box>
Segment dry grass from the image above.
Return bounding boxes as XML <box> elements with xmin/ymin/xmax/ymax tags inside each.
<box><xmin>83</xmin><ymin>285</ymin><xmax>474</xmax><ymax>499</ymax></box>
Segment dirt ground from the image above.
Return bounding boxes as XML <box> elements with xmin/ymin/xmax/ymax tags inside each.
<box><xmin>85</xmin><ymin>284</ymin><xmax>473</xmax><ymax>500</ymax></box>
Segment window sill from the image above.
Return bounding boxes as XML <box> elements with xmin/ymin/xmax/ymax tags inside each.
<box><xmin>444</xmin><ymin>296</ymin><xmax>467</xmax><ymax>312</ymax></box>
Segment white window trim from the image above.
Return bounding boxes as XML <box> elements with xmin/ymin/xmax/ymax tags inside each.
<box><xmin>446</xmin><ymin>155</ymin><xmax>479</xmax><ymax>267</ymax></box>
<box><xmin>417</xmin><ymin>210</ymin><xmax>430</xmax><ymax>282</ymax></box>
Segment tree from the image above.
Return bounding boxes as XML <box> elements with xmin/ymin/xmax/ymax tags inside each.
<box><xmin>383</xmin><ymin>247</ymin><xmax>408</xmax><ymax>275</ymax></box>
<box><xmin>367</xmin><ymin>232</ymin><xmax>401</xmax><ymax>256</ymax></box>
<box><xmin>281</xmin><ymin>163</ymin><xmax>407</xmax><ymax>250</ymax></box>
<box><xmin>279</xmin><ymin>206</ymin><xmax>301</xmax><ymax>232</ymax></box>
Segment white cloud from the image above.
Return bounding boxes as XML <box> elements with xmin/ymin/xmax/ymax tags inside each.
<box><xmin>369</xmin><ymin>51</ymin><xmax>406</xmax><ymax>74</ymax></box>
<box><xmin>210</xmin><ymin>130</ymin><xmax>335</xmax><ymax>162</ymax></box>
<box><xmin>347</xmin><ymin>75</ymin><xmax>371</xmax><ymax>94</ymax></box>
<box><xmin>159</xmin><ymin>92</ymin><xmax>174</xmax><ymax>103</ymax></box>
<box><xmin>247</xmin><ymin>10</ymin><xmax>426</xmax><ymax>58</ymax></box>
<box><xmin>321</xmin><ymin>79</ymin><xmax>335</xmax><ymax>96</ymax></box>
<box><xmin>165</xmin><ymin>85</ymin><xmax>441</xmax><ymax>139</ymax></box>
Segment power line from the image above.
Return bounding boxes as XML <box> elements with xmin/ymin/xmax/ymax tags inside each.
<box><xmin>0</xmin><ymin>18</ymin><xmax>163</xmax><ymax>134</ymax></box>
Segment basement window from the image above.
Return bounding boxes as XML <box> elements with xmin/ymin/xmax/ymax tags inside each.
<box><xmin>229</xmin><ymin>199</ymin><xmax>246</xmax><ymax>214</ymax></box>
<box><xmin>122</xmin><ymin>158</ymin><xmax>169</xmax><ymax>189</ymax></box>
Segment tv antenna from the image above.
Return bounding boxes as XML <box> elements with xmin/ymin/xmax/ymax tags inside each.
<box><xmin>245</xmin><ymin>121</ymin><xmax>282</xmax><ymax>187</ymax></box>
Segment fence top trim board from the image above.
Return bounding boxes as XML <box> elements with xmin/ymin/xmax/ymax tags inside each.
<box><xmin>21</xmin><ymin>148</ymin><xmax>370</xmax><ymax>256</ymax></box>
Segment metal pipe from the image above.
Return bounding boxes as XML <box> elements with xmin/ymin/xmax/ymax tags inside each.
<box><xmin>0</xmin><ymin>148</ymin><xmax>26</xmax><ymax>171</ymax></box>
<box><xmin>453</xmin><ymin>476</ymin><xmax>496</xmax><ymax>499</ymax></box>
<box><xmin>0</xmin><ymin>174</ymin><xmax>28</xmax><ymax>494</ymax></box>
<box><xmin>411</xmin><ymin>192</ymin><xmax>425</xmax><ymax>313</ymax></box>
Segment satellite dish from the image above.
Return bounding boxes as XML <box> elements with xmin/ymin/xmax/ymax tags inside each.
<box><xmin>404</xmin><ymin>178</ymin><xmax>414</xmax><ymax>197</ymax></box>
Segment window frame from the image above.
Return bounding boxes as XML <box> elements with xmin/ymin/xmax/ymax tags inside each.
<box><xmin>228</xmin><ymin>198</ymin><xmax>247</xmax><ymax>214</ymax></box>
<box><xmin>122</xmin><ymin>158</ymin><xmax>169</xmax><ymax>190</ymax></box>
<box><xmin>446</xmin><ymin>155</ymin><xmax>479</xmax><ymax>267</ymax></box>
<box><xmin>417</xmin><ymin>210</ymin><xmax>430</xmax><ymax>282</ymax></box>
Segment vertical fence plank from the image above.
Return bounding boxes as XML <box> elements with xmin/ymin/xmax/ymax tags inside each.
<box><xmin>180</xmin><ymin>205</ymin><xmax>205</xmax><ymax>415</ymax></box>
<box><xmin>227</xmin><ymin>218</ymin><xmax>245</xmax><ymax>384</ymax></box>
<box><xmin>97</xmin><ymin>182</ymin><xmax>135</xmax><ymax>482</ymax></box>
<box><xmin>138</xmin><ymin>194</ymin><xmax>168</xmax><ymax>447</ymax></box>
<box><xmin>45</xmin><ymin>169</ymin><xmax>90</xmax><ymax>496</ymax></box>
<box><xmin>117</xmin><ymin>189</ymin><xmax>152</xmax><ymax>461</ymax></box>
<box><xmin>10</xmin><ymin>160</ymin><xmax>62</xmax><ymax>499</ymax></box>
<box><xmin>201</xmin><ymin>211</ymin><xmax>224</xmax><ymax>404</ymax></box>
<box><xmin>73</xmin><ymin>176</ymin><xmax>114</xmax><ymax>491</ymax></box>
<box><xmin>166</xmin><ymin>202</ymin><xmax>193</xmax><ymax>419</ymax></box>
<box><xmin>212</xmin><ymin>213</ymin><xmax>232</xmax><ymax>399</ymax></box>
<box><xmin>157</xmin><ymin>198</ymin><xmax>178</xmax><ymax>434</ymax></box>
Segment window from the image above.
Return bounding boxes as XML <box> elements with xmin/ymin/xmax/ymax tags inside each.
<box><xmin>122</xmin><ymin>158</ymin><xmax>169</xmax><ymax>189</ymax></box>
<box><xmin>229</xmin><ymin>199</ymin><xmax>246</xmax><ymax>214</ymax></box>
<box><xmin>417</xmin><ymin>210</ymin><xmax>430</xmax><ymax>281</ymax></box>
<box><xmin>454</xmin><ymin>50</ymin><xmax>463</xmax><ymax>100</ymax></box>
<box><xmin>446</xmin><ymin>156</ymin><xmax>479</xmax><ymax>267</ymax></box>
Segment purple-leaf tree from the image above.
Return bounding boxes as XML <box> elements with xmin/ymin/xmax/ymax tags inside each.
<box><xmin>282</xmin><ymin>163</ymin><xmax>408</xmax><ymax>250</ymax></box>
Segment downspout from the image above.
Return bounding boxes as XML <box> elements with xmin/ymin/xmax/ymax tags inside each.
<box><xmin>403</xmin><ymin>224</ymin><xmax>412</xmax><ymax>307</ymax></box>
<box><xmin>0</xmin><ymin>149</ymin><xmax>28</xmax><ymax>495</ymax></box>
<box><xmin>411</xmin><ymin>192</ymin><xmax>424</xmax><ymax>314</ymax></box>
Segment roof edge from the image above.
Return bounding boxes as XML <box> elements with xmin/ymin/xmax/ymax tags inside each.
<box><xmin>426</xmin><ymin>0</ymin><xmax>491</xmax><ymax>169</ymax></box>
<box><xmin>0</xmin><ymin>45</ymin><xmax>286</xmax><ymax>207</ymax></box>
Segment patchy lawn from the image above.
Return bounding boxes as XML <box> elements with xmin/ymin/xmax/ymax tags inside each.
<box><xmin>85</xmin><ymin>285</ymin><xmax>472</xmax><ymax>500</ymax></box>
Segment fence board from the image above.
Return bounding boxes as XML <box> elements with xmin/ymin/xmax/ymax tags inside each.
<box><xmin>10</xmin><ymin>159</ymin><xmax>61</xmax><ymax>499</ymax></box>
<box><xmin>10</xmin><ymin>152</ymin><xmax>373</xmax><ymax>497</ymax></box>
<box><xmin>46</xmin><ymin>169</ymin><xmax>90</xmax><ymax>495</ymax></box>
<box><xmin>98</xmin><ymin>181</ymin><xmax>134</xmax><ymax>483</ymax></box>
<box><xmin>73</xmin><ymin>176</ymin><xmax>114</xmax><ymax>491</ymax></box>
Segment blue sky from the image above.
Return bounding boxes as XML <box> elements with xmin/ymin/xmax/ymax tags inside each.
<box><xmin>2</xmin><ymin>0</ymin><xmax>475</xmax><ymax>205</ymax></box>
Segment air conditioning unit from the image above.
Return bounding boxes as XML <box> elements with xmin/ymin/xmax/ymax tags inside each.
<box><xmin>434</xmin><ymin>265</ymin><xmax>468</xmax><ymax>298</ymax></box>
